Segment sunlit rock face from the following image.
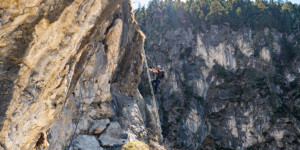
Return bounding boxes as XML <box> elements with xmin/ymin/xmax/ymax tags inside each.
<box><xmin>138</xmin><ymin>14</ymin><xmax>300</xmax><ymax>149</ymax></box>
<box><xmin>0</xmin><ymin>0</ymin><xmax>162</xmax><ymax>149</ymax></box>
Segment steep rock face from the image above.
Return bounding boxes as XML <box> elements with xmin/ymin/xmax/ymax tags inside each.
<box><xmin>138</xmin><ymin>17</ymin><xmax>300</xmax><ymax>149</ymax></box>
<box><xmin>0</xmin><ymin>0</ymin><xmax>161</xmax><ymax>149</ymax></box>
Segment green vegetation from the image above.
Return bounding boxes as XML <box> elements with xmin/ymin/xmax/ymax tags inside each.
<box><xmin>135</xmin><ymin>0</ymin><xmax>300</xmax><ymax>33</ymax></box>
<box><xmin>213</xmin><ymin>63</ymin><xmax>228</xmax><ymax>78</ymax></box>
<box><xmin>176</xmin><ymin>116</ymin><xmax>181</xmax><ymax>122</ymax></box>
<box><xmin>216</xmin><ymin>146</ymin><xmax>235</xmax><ymax>150</ymax></box>
<box><xmin>121</xmin><ymin>141</ymin><xmax>149</xmax><ymax>150</ymax></box>
<box><xmin>281</xmin><ymin>35</ymin><xmax>300</xmax><ymax>64</ymax></box>
<box><xmin>291</xmin><ymin>108</ymin><xmax>300</xmax><ymax>120</ymax></box>
<box><xmin>179</xmin><ymin>47</ymin><xmax>193</xmax><ymax>60</ymax></box>
<box><xmin>292</xmin><ymin>138</ymin><xmax>299</xmax><ymax>144</ymax></box>
<box><xmin>136</xmin><ymin>0</ymin><xmax>300</xmax><ymax>65</ymax></box>
<box><xmin>268</xmin><ymin>91</ymin><xmax>280</xmax><ymax>109</ymax></box>
<box><xmin>262</xmin><ymin>131</ymin><xmax>268</xmax><ymax>137</ymax></box>
<box><xmin>208</xmin><ymin>111</ymin><xmax>222</xmax><ymax>119</ymax></box>
<box><xmin>270</xmin><ymin>115</ymin><xmax>276</xmax><ymax>125</ymax></box>
<box><xmin>136</xmin><ymin>0</ymin><xmax>300</xmax><ymax>84</ymax></box>
<box><xmin>251</xmin><ymin>31</ymin><xmax>275</xmax><ymax>57</ymax></box>
<box><xmin>194</xmin><ymin>95</ymin><xmax>204</xmax><ymax>101</ymax></box>
<box><xmin>213</xmin><ymin>63</ymin><xmax>235</xmax><ymax>83</ymax></box>
<box><xmin>183</xmin><ymin>85</ymin><xmax>194</xmax><ymax>98</ymax></box>
<box><xmin>206</xmin><ymin>0</ymin><xmax>225</xmax><ymax>24</ymax></box>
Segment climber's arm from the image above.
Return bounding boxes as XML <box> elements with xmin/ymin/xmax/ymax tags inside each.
<box><xmin>149</xmin><ymin>68</ymin><xmax>158</xmax><ymax>73</ymax></box>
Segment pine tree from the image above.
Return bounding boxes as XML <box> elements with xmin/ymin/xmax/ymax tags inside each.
<box><xmin>206</xmin><ymin>0</ymin><xmax>225</xmax><ymax>24</ymax></box>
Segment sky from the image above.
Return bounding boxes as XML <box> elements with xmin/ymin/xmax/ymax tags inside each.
<box><xmin>131</xmin><ymin>0</ymin><xmax>300</xmax><ymax>10</ymax></box>
<box><xmin>132</xmin><ymin>0</ymin><xmax>186</xmax><ymax>10</ymax></box>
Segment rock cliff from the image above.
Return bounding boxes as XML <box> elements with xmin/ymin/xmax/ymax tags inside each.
<box><xmin>0</xmin><ymin>0</ymin><xmax>161</xmax><ymax>149</ymax></box>
<box><xmin>1</xmin><ymin>0</ymin><xmax>300</xmax><ymax>150</ymax></box>
<box><xmin>137</xmin><ymin>11</ymin><xmax>300</xmax><ymax>150</ymax></box>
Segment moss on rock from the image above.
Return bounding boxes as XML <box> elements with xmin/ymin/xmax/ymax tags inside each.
<box><xmin>122</xmin><ymin>141</ymin><xmax>149</xmax><ymax>150</ymax></box>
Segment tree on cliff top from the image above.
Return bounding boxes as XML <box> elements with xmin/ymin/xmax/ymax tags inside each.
<box><xmin>134</xmin><ymin>0</ymin><xmax>300</xmax><ymax>33</ymax></box>
<box><xmin>206</xmin><ymin>0</ymin><xmax>225</xmax><ymax>24</ymax></box>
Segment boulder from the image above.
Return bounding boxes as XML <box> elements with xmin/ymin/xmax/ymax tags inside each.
<box><xmin>99</xmin><ymin>122</ymin><xmax>127</xmax><ymax>146</ymax></box>
<box><xmin>89</xmin><ymin>119</ymin><xmax>110</xmax><ymax>134</ymax></box>
<box><xmin>71</xmin><ymin>135</ymin><xmax>103</xmax><ymax>150</ymax></box>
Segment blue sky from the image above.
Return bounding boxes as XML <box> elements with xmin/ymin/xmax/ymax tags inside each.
<box><xmin>131</xmin><ymin>0</ymin><xmax>300</xmax><ymax>10</ymax></box>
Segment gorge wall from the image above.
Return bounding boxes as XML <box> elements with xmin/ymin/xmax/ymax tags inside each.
<box><xmin>137</xmin><ymin>6</ymin><xmax>300</xmax><ymax>150</ymax></box>
<box><xmin>0</xmin><ymin>0</ymin><xmax>162</xmax><ymax>150</ymax></box>
<box><xmin>1</xmin><ymin>0</ymin><xmax>300</xmax><ymax>150</ymax></box>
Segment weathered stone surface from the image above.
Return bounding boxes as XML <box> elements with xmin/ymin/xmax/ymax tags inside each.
<box><xmin>137</xmin><ymin>11</ymin><xmax>300</xmax><ymax>149</ymax></box>
<box><xmin>70</xmin><ymin>135</ymin><xmax>103</xmax><ymax>150</ymax></box>
<box><xmin>87</xmin><ymin>103</ymin><xmax>114</xmax><ymax>120</ymax></box>
<box><xmin>3</xmin><ymin>0</ymin><xmax>299</xmax><ymax>149</ymax></box>
<box><xmin>0</xmin><ymin>0</ymin><xmax>156</xmax><ymax>149</ymax></box>
<box><xmin>99</xmin><ymin>122</ymin><xmax>128</xmax><ymax>146</ymax></box>
<box><xmin>89</xmin><ymin>119</ymin><xmax>110</xmax><ymax>135</ymax></box>
<box><xmin>111</xmin><ymin>88</ymin><xmax>162</xmax><ymax>142</ymax></box>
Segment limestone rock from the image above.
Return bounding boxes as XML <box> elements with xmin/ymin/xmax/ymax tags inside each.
<box><xmin>89</xmin><ymin>119</ymin><xmax>110</xmax><ymax>135</ymax></box>
<box><xmin>70</xmin><ymin>135</ymin><xmax>103</xmax><ymax>150</ymax></box>
<box><xmin>0</xmin><ymin>0</ymin><xmax>148</xmax><ymax>149</ymax></box>
<box><xmin>136</xmin><ymin>8</ymin><xmax>300</xmax><ymax>149</ymax></box>
<box><xmin>34</xmin><ymin>132</ymin><xmax>49</xmax><ymax>150</ymax></box>
<box><xmin>99</xmin><ymin>122</ymin><xmax>128</xmax><ymax>146</ymax></box>
<box><xmin>3</xmin><ymin>0</ymin><xmax>299</xmax><ymax>149</ymax></box>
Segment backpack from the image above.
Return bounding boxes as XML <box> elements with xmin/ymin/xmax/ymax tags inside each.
<box><xmin>159</xmin><ymin>70</ymin><xmax>165</xmax><ymax>80</ymax></box>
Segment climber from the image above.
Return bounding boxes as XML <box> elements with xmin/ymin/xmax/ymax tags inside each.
<box><xmin>149</xmin><ymin>65</ymin><xmax>165</xmax><ymax>94</ymax></box>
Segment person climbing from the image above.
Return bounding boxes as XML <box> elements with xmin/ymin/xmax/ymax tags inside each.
<box><xmin>149</xmin><ymin>65</ymin><xmax>165</xmax><ymax>94</ymax></box>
